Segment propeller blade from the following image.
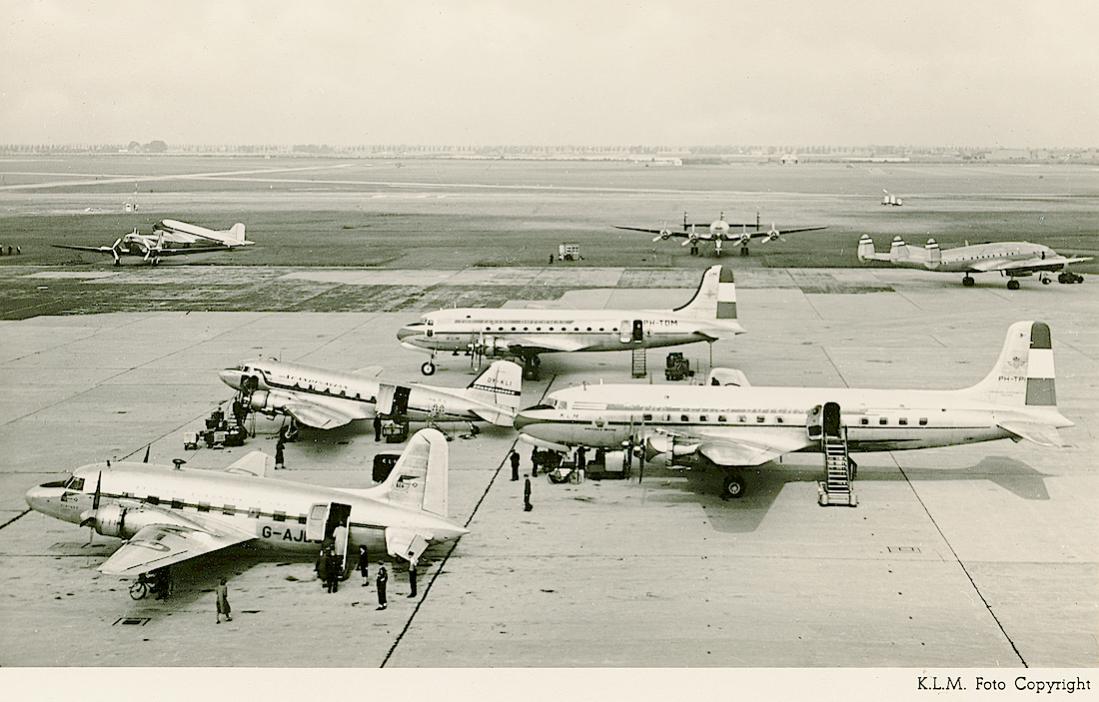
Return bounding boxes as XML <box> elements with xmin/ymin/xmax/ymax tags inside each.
<box><xmin>142</xmin><ymin>444</ymin><xmax>151</xmax><ymax>463</ymax></box>
<box><xmin>92</xmin><ymin>471</ymin><xmax>102</xmax><ymax>510</ymax></box>
<box><xmin>681</xmin><ymin>238</ymin><xmax>693</xmax><ymax>246</ymax></box>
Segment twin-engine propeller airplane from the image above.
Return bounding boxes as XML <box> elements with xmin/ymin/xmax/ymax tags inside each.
<box><xmin>219</xmin><ymin>359</ymin><xmax>522</xmax><ymax>431</ymax></box>
<box><xmin>24</xmin><ymin>429</ymin><xmax>467</xmax><ymax>593</ymax></box>
<box><xmin>515</xmin><ymin>321</ymin><xmax>1072</xmax><ymax>500</ymax></box>
<box><xmin>616</xmin><ymin>211</ymin><xmax>827</xmax><ymax>256</ymax></box>
<box><xmin>397</xmin><ymin>265</ymin><xmax>745</xmax><ymax>379</ymax></box>
<box><xmin>53</xmin><ymin>218</ymin><xmax>254</xmax><ymax>265</ymax></box>
<box><xmin>858</xmin><ymin>234</ymin><xmax>1089</xmax><ymax>289</ymax></box>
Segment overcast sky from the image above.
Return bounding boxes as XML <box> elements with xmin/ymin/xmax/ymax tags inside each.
<box><xmin>2</xmin><ymin>0</ymin><xmax>1097</xmax><ymax>146</ymax></box>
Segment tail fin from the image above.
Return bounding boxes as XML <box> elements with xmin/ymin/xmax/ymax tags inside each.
<box><xmin>373</xmin><ymin>428</ymin><xmax>449</xmax><ymax>517</ymax></box>
<box><xmin>857</xmin><ymin>235</ymin><xmax>876</xmax><ymax>262</ymax></box>
<box><xmin>225</xmin><ymin>223</ymin><xmax>247</xmax><ymax>245</ymax></box>
<box><xmin>889</xmin><ymin>235</ymin><xmax>909</xmax><ymax>261</ymax></box>
<box><xmin>673</xmin><ymin>265</ymin><xmax>736</xmax><ymax>320</ymax></box>
<box><xmin>964</xmin><ymin>321</ymin><xmax>1057</xmax><ymax>408</ymax></box>
<box><xmin>466</xmin><ymin>360</ymin><xmax>523</xmax><ymax>426</ymax></box>
<box><xmin>925</xmin><ymin>238</ymin><xmax>941</xmax><ymax>269</ymax></box>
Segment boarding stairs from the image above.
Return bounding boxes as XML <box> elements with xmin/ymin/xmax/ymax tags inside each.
<box><xmin>815</xmin><ymin>402</ymin><xmax>857</xmax><ymax>507</ymax></box>
<box><xmin>631</xmin><ymin>347</ymin><xmax>647</xmax><ymax>378</ymax></box>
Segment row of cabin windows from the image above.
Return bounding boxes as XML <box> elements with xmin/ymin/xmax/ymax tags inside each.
<box><xmin>639</xmin><ymin>413</ymin><xmax>930</xmax><ymax>426</ymax></box>
<box><xmin>481</xmin><ymin>326</ymin><xmax>609</xmax><ymax>333</ymax></box>
<box><xmin>289</xmin><ymin>382</ymin><xmax>364</xmax><ymax>400</ymax></box>
<box><xmin>142</xmin><ymin>496</ymin><xmax>306</xmax><ymax>523</ymax></box>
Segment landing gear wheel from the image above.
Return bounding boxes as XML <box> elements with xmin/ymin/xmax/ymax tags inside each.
<box><xmin>1007</xmin><ymin>279</ymin><xmax>1021</xmax><ymax>291</ymax></box>
<box><xmin>1058</xmin><ymin>272</ymin><xmax>1070</xmax><ymax>284</ymax></box>
<box><xmin>740</xmin><ymin>246</ymin><xmax>750</xmax><ymax>256</ymax></box>
<box><xmin>1041</xmin><ymin>275</ymin><xmax>1052</xmax><ymax>285</ymax></box>
<box><xmin>420</xmin><ymin>361</ymin><xmax>436</xmax><ymax>376</ymax></box>
<box><xmin>690</xmin><ymin>245</ymin><xmax>699</xmax><ymax>256</ymax></box>
<box><xmin>721</xmin><ymin>473</ymin><xmax>745</xmax><ymax>499</ymax></box>
<box><xmin>962</xmin><ymin>276</ymin><xmax>975</xmax><ymax>287</ymax></box>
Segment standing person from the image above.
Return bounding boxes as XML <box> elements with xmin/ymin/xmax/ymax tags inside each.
<box><xmin>523</xmin><ymin>476</ymin><xmax>533</xmax><ymax>512</ymax></box>
<box><xmin>509</xmin><ymin>450</ymin><xmax>520</xmax><ymax>481</ymax></box>
<box><xmin>577</xmin><ymin>446</ymin><xmax>587</xmax><ymax>472</ymax></box>
<box><xmin>375</xmin><ymin>565</ymin><xmax>388</xmax><ymax>610</ymax></box>
<box><xmin>274</xmin><ymin>438</ymin><xmax>285</xmax><ymax>470</ymax></box>
<box><xmin>530</xmin><ymin>449</ymin><xmax>539</xmax><ymax>477</ymax></box>
<box><xmin>326</xmin><ymin>548</ymin><xmax>340</xmax><ymax>593</ymax></box>
<box><xmin>373</xmin><ymin>414</ymin><xmax>383</xmax><ymax>442</ymax></box>
<box><xmin>358</xmin><ymin>544</ymin><xmax>369</xmax><ymax>586</ymax></box>
<box><xmin>407</xmin><ymin>560</ymin><xmax>417</xmax><ymax>598</ymax></box>
<box><xmin>215</xmin><ymin>577</ymin><xmax>232</xmax><ymax>623</ymax></box>
<box><xmin>317</xmin><ymin>546</ymin><xmax>330</xmax><ymax>591</ymax></box>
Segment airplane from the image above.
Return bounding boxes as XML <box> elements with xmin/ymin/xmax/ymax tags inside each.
<box><xmin>218</xmin><ymin>358</ymin><xmax>523</xmax><ymax>432</ymax></box>
<box><xmin>23</xmin><ymin>428</ymin><xmax>467</xmax><ymax>594</ymax></box>
<box><xmin>514</xmin><ymin>320</ymin><xmax>1072</xmax><ymax>500</ymax></box>
<box><xmin>397</xmin><ymin>265</ymin><xmax>745</xmax><ymax>379</ymax></box>
<box><xmin>881</xmin><ymin>189</ymin><xmax>903</xmax><ymax>206</ymax></box>
<box><xmin>53</xmin><ymin>219</ymin><xmax>254</xmax><ymax>265</ymax></box>
<box><xmin>857</xmin><ymin>234</ymin><xmax>1089</xmax><ymax>289</ymax></box>
<box><xmin>615</xmin><ymin>211</ymin><xmax>827</xmax><ymax>256</ymax></box>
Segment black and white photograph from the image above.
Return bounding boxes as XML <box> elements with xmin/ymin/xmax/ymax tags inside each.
<box><xmin>0</xmin><ymin>0</ymin><xmax>1096</xmax><ymax>697</ymax></box>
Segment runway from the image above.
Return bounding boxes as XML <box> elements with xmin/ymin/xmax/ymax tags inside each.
<box><xmin>0</xmin><ymin>266</ymin><xmax>1095</xmax><ymax>667</ymax></box>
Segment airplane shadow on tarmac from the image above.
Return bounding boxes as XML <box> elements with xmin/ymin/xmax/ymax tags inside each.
<box><xmin>635</xmin><ymin>456</ymin><xmax>1050</xmax><ymax>534</ymax></box>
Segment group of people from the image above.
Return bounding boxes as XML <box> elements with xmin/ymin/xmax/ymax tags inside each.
<box><xmin>0</xmin><ymin>244</ymin><xmax>21</xmax><ymax>255</ymax></box>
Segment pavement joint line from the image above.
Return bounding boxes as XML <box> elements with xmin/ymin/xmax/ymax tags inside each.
<box><xmin>889</xmin><ymin>287</ymin><xmax>924</xmax><ymax>313</ymax></box>
<box><xmin>5</xmin><ymin>312</ymin><xmax>160</xmax><ymax>361</ymax></box>
<box><xmin>890</xmin><ymin>453</ymin><xmax>1028</xmax><ymax>667</ymax></box>
<box><xmin>380</xmin><ymin>372</ymin><xmax>558</xmax><ymax>668</ymax></box>
<box><xmin>818</xmin><ymin>346</ymin><xmax>850</xmax><ymax>389</ymax></box>
<box><xmin>0</xmin><ymin>509</ymin><xmax>30</xmax><ymax>531</ymax></box>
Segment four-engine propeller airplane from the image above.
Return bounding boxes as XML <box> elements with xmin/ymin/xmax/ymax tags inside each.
<box><xmin>397</xmin><ymin>265</ymin><xmax>744</xmax><ymax>379</ymax></box>
<box><xmin>858</xmin><ymin>235</ymin><xmax>1089</xmax><ymax>289</ymax></box>
<box><xmin>515</xmin><ymin>321</ymin><xmax>1072</xmax><ymax>499</ymax></box>
<box><xmin>219</xmin><ymin>358</ymin><xmax>523</xmax><ymax>431</ymax></box>
<box><xmin>53</xmin><ymin>219</ymin><xmax>254</xmax><ymax>265</ymax></box>
<box><xmin>24</xmin><ymin>428</ymin><xmax>467</xmax><ymax>593</ymax></box>
<box><xmin>616</xmin><ymin>211</ymin><xmax>827</xmax><ymax>256</ymax></box>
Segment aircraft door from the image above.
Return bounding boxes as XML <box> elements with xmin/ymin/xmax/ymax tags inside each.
<box><xmin>305</xmin><ymin>503</ymin><xmax>330</xmax><ymax>542</ymax></box>
<box><xmin>392</xmin><ymin>386</ymin><xmax>411</xmax><ymax>417</ymax></box>
<box><xmin>822</xmin><ymin>402</ymin><xmax>842</xmax><ymax>438</ymax></box>
<box><xmin>619</xmin><ymin>320</ymin><xmax>632</xmax><ymax>343</ymax></box>
<box><xmin>632</xmin><ymin>319</ymin><xmax>644</xmax><ymax>342</ymax></box>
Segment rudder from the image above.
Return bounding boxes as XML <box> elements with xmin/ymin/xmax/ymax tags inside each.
<box><xmin>673</xmin><ymin>265</ymin><xmax>736</xmax><ymax>320</ymax></box>
<box><xmin>374</xmin><ymin>428</ymin><xmax>449</xmax><ymax>517</ymax></box>
<box><xmin>466</xmin><ymin>360</ymin><xmax>523</xmax><ymax>419</ymax></box>
<box><xmin>964</xmin><ymin>321</ymin><xmax>1056</xmax><ymax>407</ymax></box>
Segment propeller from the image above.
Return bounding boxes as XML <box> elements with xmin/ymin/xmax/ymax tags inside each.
<box><xmin>759</xmin><ymin>223</ymin><xmax>784</xmax><ymax>244</ymax></box>
<box><xmin>652</xmin><ymin>221</ymin><xmax>673</xmax><ymax>242</ymax></box>
<box><xmin>80</xmin><ymin>471</ymin><xmax>104</xmax><ymax>541</ymax></box>
<box><xmin>739</xmin><ymin>225</ymin><xmax>752</xmax><ymax>246</ymax></box>
<box><xmin>142</xmin><ymin>444</ymin><xmax>151</xmax><ymax>463</ymax></box>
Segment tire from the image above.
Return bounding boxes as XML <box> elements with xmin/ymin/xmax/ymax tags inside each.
<box><xmin>962</xmin><ymin>276</ymin><xmax>975</xmax><ymax>287</ymax></box>
<box><xmin>722</xmin><ymin>474</ymin><xmax>745</xmax><ymax>499</ymax></box>
<box><xmin>1007</xmin><ymin>279</ymin><xmax>1020</xmax><ymax>291</ymax></box>
<box><xmin>129</xmin><ymin>580</ymin><xmax>149</xmax><ymax>600</ymax></box>
<box><xmin>1042</xmin><ymin>276</ymin><xmax>1052</xmax><ymax>285</ymax></box>
<box><xmin>420</xmin><ymin>362</ymin><xmax>436</xmax><ymax>376</ymax></box>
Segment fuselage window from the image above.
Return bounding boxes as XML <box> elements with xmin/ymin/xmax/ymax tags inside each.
<box><xmin>738</xmin><ymin>415</ymin><xmax>747</xmax><ymax>423</ymax></box>
<box><xmin>643</xmin><ymin>413</ymin><xmax>653</xmax><ymax>421</ymax></box>
<box><xmin>776</xmin><ymin>416</ymin><xmax>784</xmax><ymax>424</ymax></box>
<box><xmin>198</xmin><ymin>502</ymin><xmax>210</xmax><ymax>513</ymax></box>
<box><xmin>297</xmin><ymin>515</ymin><xmax>307</xmax><ymax>524</ymax></box>
<box><xmin>273</xmin><ymin>511</ymin><xmax>286</xmax><ymax>522</ymax></box>
<box><xmin>523</xmin><ymin>327</ymin><xmax>529</xmax><ymax>331</ymax></box>
<box><xmin>680</xmin><ymin>414</ymin><xmax>689</xmax><ymax>422</ymax></box>
<box><xmin>170</xmin><ymin>499</ymin><xmax>184</xmax><ymax>510</ymax></box>
<box><xmin>718</xmin><ymin>415</ymin><xmax>727</xmax><ymax>423</ymax></box>
<box><xmin>756</xmin><ymin>415</ymin><xmax>765</xmax><ymax>423</ymax></box>
<box><xmin>899</xmin><ymin>418</ymin><xmax>908</xmax><ymax>426</ymax></box>
<box><xmin>586</xmin><ymin>327</ymin><xmax>592</xmax><ymax>331</ymax></box>
<box><xmin>879</xmin><ymin>417</ymin><xmax>888</xmax><ymax>425</ymax></box>
<box><xmin>146</xmin><ymin>496</ymin><xmax>160</xmax><ymax>505</ymax></box>
<box><xmin>699</xmin><ymin>415</ymin><xmax>708</xmax><ymax>423</ymax></box>
<box><xmin>919</xmin><ymin>417</ymin><xmax>928</xmax><ymax>426</ymax></box>
<box><xmin>860</xmin><ymin>418</ymin><xmax>869</xmax><ymax>425</ymax></box>
<box><xmin>222</xmin><ymin>504</ymin><xmax>235</xmax><ymax>515</ymax></box>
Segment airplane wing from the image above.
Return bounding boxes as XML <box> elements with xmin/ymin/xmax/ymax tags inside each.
<box><xmin>284</xmin><ymin>401</ymin><xmax>356</xmax><ymax>430</ymax></box>
<box><xmin>224</xmin><ymin>451</ymin><xmax>273</xmax><ymax>478</ymax></box>
<box><xmin>98</xmin><ymin>511</ymin><xmax>254</xmax><ymax>576</ymax></box>
<box><xmin>505</xmin><ymin>335</ymin><xmax>588</xmax><ymax>354</ymax></box>
<box><xmin>747</xmin><ymin>225</ymin><xmax>829</xmax><ymax>239</ymax></box>
<box><xmin>51</xmin><ymin>244</ymin><xmax>117</xmax><ymax>254</ymax></box>
<box><xmin>614</xmin><ymin>226</ymin><xmax>690</xmax><ymax>238</ymax></box>
<box><xmin>385</xmin><ymin>527</ymin><xmax>430</xmax><ymax>565</ymax></box>
<box><xmin>649</xmin><ymin>427</ymin><xmax>813</xmax><ymax>467</ymax></box>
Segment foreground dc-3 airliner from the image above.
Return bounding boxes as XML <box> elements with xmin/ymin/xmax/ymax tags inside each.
<box><xmin>25</xmin><ymin>429</ymin><xmax>467</xmax><ymax>593</ymax></box>
<box><xmin>54</xmin><ymin>219</ymin><xmax>254</xmax><ymax>265</ymax></box>
<box><xmin>516</xmin><ymin>321</ymin><xmax>1072</xmax><ymax>499</ymax></box>
<box><xmin>219</xmin><ymin>358</ymin><xmax>522</xmax><ymax>430</ymax></box>
<box><xmin>858</xmin><ymin>234</ymin><xmax>1089</xmax><ymax>289</ymax></box>
<box><xmin>397</xmin><ymin>265</ymin><xmax>744</xmax><ymax>378</ymax></box>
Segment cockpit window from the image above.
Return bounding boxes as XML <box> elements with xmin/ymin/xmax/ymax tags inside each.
<box><xmin>65</xmin><ymin>476</ymin><xmax>85</xmax><ymax>491</ymax></box>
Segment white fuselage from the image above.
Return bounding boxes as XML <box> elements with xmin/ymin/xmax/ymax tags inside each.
<box><xmin>936</xmin><ymin>242</ymin><xmax>1059</xmax><ymax>274</ymax></box>
<box><xmin>517</xmin><ymin>384</ymin><xmax>1066</xmax><ymax>455</ymax></box>
<box><xmin>26</xmin><ymin>463</ymin><xmax>464</xmax><ymax>554</ymax></box>
<box><xmin>221</xmin><ymin>360</ymin><xmax>498</xmax><ymax>424</ymax></box>
<box><xmin>397</xmin><ymin>308</ymin><xmax>743</xmax><ymax>356</ymax></box>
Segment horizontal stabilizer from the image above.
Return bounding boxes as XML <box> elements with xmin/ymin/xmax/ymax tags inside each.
<box><xmin>998</xmin><ymin>421</ymin><xmax>1065</xmax><ymax>447</ymax></box>
<box><xmin>385</xmin><ymin>527</ymin><xmax>429</xmax><ymax>565</ymax></box>
<box><xmin>224</xmin><ymin>451</ymin><xmax>273</xmax><ymax>478</ymax></box>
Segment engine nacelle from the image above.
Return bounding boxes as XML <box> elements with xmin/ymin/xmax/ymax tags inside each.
<box><xmin>247</xmin><ymin>389</ymin><xmax>296</xmax><ymax>415</ymax></box>
<box><xmin>643</xmin><ymin>435</ymin><xmax>701</xmax><ymax>462</ymax></box>
<box><xmin>475</xmin><ymin>336</ymin><xmax>512</xmax><ymax>357</ymax></box>
<box><xmin>739</xmin><ymin>232</ymin><xmax>752</xmax><ymax>246</ymax></box>
<box><xmin>82</xmin><ymin>503</ymin><xmax>139</xmax><ymax>539</ymax></box>
<box><xmin>659</xmin><ymin>229</ymin><xmax>673</xmax><ymax>241</ymax></box>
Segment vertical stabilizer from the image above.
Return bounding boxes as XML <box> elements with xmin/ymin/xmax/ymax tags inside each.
<box><xmin>889</xmin><ymin>235</ymin><xmax>909</xmax><ymax>261</ymax></box>
<box><xmin>465</xmin><ymin>360</ymin><xmax>523</xmax><ymax>425</ymax></box>
<box><xmin>965</xmin><ymin>321</ymin><xmax>1056</xmax><ymax>407</ymax></box>
<box><xmin>857</xmin><ymin>235</ymin><xmax>876</xmax><ymax>262</ymax></box>
<box><xmin>925</xmin><ymin>238</ymin><xmax>941</xmax><ymax>269</ymax></box>
<box><xmin>225</xmin><ymin>223</ymin><xmax>248</xmax><ymax>245</ymax></box>
<box><xmin>673</xmin><ymin>265</ymin><xmax>736</xmax><ymax>320</ymax></box>
<box><xmin>375</xmin><ymin>428</ymin><xmax>449</xmax><ymax>517</ymax></box>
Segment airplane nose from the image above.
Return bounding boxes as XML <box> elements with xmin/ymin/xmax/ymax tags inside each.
<box><xmin>218</xmin><ymin>369</ymin><xmax>242</xmax><ymax>389</ymax></box>
<box><xmin>513</xmin><ymin>409</ymin><xmax>547</xmax><ymax>431</ymax></box>
<box><xmin>25</xmin><ymin>485</ymin><xmax>48</xmax><ymax>511</ymax></box>
<box><xmin>396</xmin><ymin>325</ymin><xmax>418</xmax><ymax>342</ymax></box>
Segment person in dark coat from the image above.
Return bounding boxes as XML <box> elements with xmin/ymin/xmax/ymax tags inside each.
<box><xmin>577</xmin><ymin>446</ymin><xmax>587</xmax><ymax>472</ymax></box>
<box><xmin>530</xmin><ymin>449</ymin><xmax>539</xmax><ymax>477</ymax></box>
<box><xmin>509</xmin><ymin>450</ymin><xmax>520</xmax><ymax>481</ymax></box>
<box><xmin>373</xmin><ymin>414</ymin><xmax>383</xmax><ymax>442</ymax></box>
<box><xmin>523</xmin><ymin>476</ymin><xmax>533</xmax><ymax>512</ymax></box>
<box><xmin>215</xmin><ymin>577</ymin><xmax>232</xmax><ymax>623</ymax></box>
<box><xmin>358</xmin><ymin>544</ymin><xmax>369</xmax><ymax>586</ymax></box>
<box><xmin>326</xmin><ymin>549</ymin><xmax>340</xmax><ymax>593</ymax></box>
<box><xmin>317</xmin><ymin>547</ymin><xmax>330</xmax><ymax>591</ymax></box>
<box><xmin>274</xmin><ymin>439</ymin><xmax>285</xmax><ymax>470</ymax></box>
<box><xmin>376</xmin><ymin>565</ymin><xmax>388</xmax><ymax>610</ymax></box>
<box><xmin>407</xmin><ymin>560</ymin><xmax>417</xmax><ymax>598</ymax></box>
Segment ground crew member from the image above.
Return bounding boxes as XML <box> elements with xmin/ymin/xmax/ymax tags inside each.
<box><xmin>510</xmin><ymin>450</ymin><xmax>520</xmax><ymax>481</ymax></box>
<box><xmin>317</xmin><ymin>546</ymin><xmax>330</xmax><ymax>591</ymax></box>
<box><xmin>577</xmin><ymin>446</ymin><xmax>587</xmax><ymax>472</ymax></box>
<box><xmin>326</xmin><ymin>547</ymin><xmax>341</xmax><ymax>593</ymax></box>
<box><xmin>376</xmin><ymin>565</ymin><xmax>388</xmax><ymax>610</ymax></box>
<box><xmin>407</xmin><ymin>559</ymin><xmax>417</xmax><ymax>598</ymax></box>
<box><xmin>523</xmin><ymin>476</ymin><xmax>533</xmax><ymax>512</ymax></box>
<box><xmin>215</xmin><ymin>577</ymin><xmax>232</xmax><ymax>623</ymax></box>
<box><xmin>373</xmin><ymin>414</ymin><xmax>383</xmax><ymax>442</ymax></box>
<box><xmin>530</xmin><ymin>449</ymin><xmax>539</xmax><ymax>477</ymax></box>
<box><xmin>274</xmin><ymin>439</ymin><xmax>285</xmax><ymax>470</ymax></box>
<box><xmin>358</xmin><ymin>544</ymin><xmax>369</xmax><ymax>586</ymax></box>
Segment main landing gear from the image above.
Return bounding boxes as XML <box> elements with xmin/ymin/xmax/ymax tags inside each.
<box><xmin>740</xmin><ymin>245</ymin><xmax>750</xmax><ymax>256</ymax></box>
<box><xmin>420</xmin><ymin>361</ymin><xmax>436</xmax><ymax>376</ymax></box>
<box><xmin>522</xmin><ymin>355</ymin><xmax>541</xmax><ymax>381</ymax></box>
<box><xmin>1007</xmin><ymin>279</ymin><xmax>1021</xmax><ymax>291</ymax></box>
<box><xmin>721</xmin><ymin>472</ymin><xmax>745</xmax><ymax>500</ymax></box>
<box><xmin>962</xmin><ymin>275</ymin><xmax>975</xmax><ymax>287</ymax></box>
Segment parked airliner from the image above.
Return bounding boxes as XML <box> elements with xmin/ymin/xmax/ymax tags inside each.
<box><xmin>54</xmin><ymin>219</ymin><xmax>253</xmax><ymax>265</ymax></box>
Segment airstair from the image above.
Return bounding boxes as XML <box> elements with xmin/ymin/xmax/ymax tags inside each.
<box><xmin>812</xmin><ymin>402</ymin><xmax>857</xmax><ymax>507</ymax></box>
<box><xmin>631</xmin><ymin>347</ymin><xmax>647</xmax><ymax>378</ymax></box>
